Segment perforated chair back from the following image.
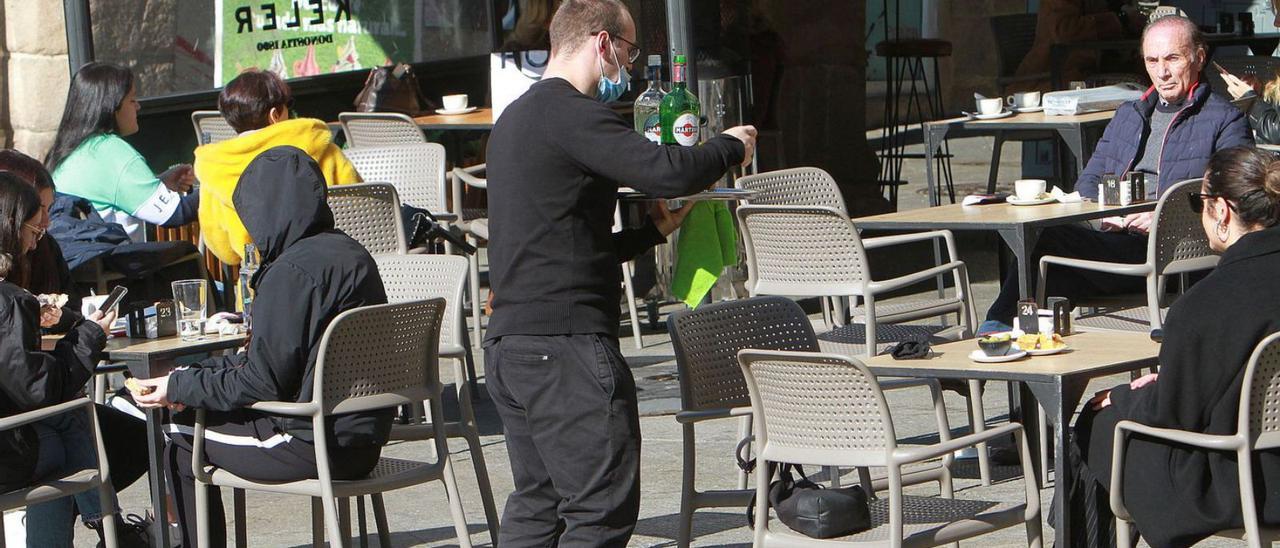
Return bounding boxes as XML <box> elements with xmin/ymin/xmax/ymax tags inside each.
<box><xmin>346</xmin><ymin>143</ymin><xmax>449</xmax><ymax>215</ymax></box>
<box><xmin>374</xmin><ymin>254</ymin><xmax>469</xmax><ymax>354</ymax></box>
<box><xmin>191</xmin><ymin>110</ymin><xmax>237</xmax><ymax>145</ymax></box>
<box><xmin>328</xmin><ymin>182</ymin><xmax>408</xmax><ymax>255</ymax></box>
<box><xmin>339</xmin><ymin>112</ymin><xmax>425</xmax><ymax>148</ymax></box>
<box><xmin>740</xmin><ymin>350</ymin><xmax>895</xmax><ymax>468</ymax></box>
<box><xmin>668</xmin><ymin>296</ymin><xmax>818</xmax><ymax>413</ymax></box>
<box><xmin>737</xmin><ymin>204</ymin><xmax>869</xmax><ymax>298</ymax></box>
<box><xmin>1239</xmin><ymin>332</ymin><xmax>1280</xmax><ymax>450</ymax></box>
<box><xmin>1149</xmin><ymin>179</ymin><xmax>1218</xmax><ymax>276</ymax></box>
<box><xmin>737</xmin><ymin>167</ymin><xmax>847</xmax><ymax>210</ymax></box>
<box><xmin>314</xmin><ymin>299</ymin><xmax>445</xmax><ymax>416</ymax></box>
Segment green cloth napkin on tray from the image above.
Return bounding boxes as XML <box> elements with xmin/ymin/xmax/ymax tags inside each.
<box><xmin>671</xmin><ymin>201</ymin><xmax>738</xmax><ymax>308</ymax></box>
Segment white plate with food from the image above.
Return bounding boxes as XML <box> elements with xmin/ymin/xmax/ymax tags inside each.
<box><xmin>969</xmin><ymin>349</ymin><xmax>1029</xmax><ymax>363</ymax></box>
<box><xmin>1006</xmin><ymin>195</ymin><xmax>1057</xmax><ymax>206</ymax></box>
<box><xmin>1015</xmin><ymin>332</ymin><xmax>1069</xmax><ymax>355</ymax></box>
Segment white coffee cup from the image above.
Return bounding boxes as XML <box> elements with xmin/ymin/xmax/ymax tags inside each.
<box><xmin>442</xmin><ymin>94</ymin><xmax>468</xmax><ymax>111</ymax></box>
<box><xmin>977</xmin><ymin>97</ymin><xmax>1004</xmax><ymax>115</ymax></box>
<box><xmin>1014</xmin><ymin>179</ymin><xmax>1048</xmax><ymax>201</ymax></box>
<box><xmin>1006</xmin><ymin>91</ymin><xmax>1041</xmax><ymax>109</ymax></box>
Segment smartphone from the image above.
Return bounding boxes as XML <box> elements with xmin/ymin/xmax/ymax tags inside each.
<box><xmin>1212</xmin><ymin>61</ymin><xmax>1229</xmax><ymax>75</ymax></box>
<box><xmin>96</xmin><ymin>285</ymin><xmax>129</xmax><ymax>314</ymax></box>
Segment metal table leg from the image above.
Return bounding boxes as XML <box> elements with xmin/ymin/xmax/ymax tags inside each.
<box><xmin>923</xmin><ymin>123</ymin><xmax>952</xmax><ymax>207</ymax></box>
<box><xmin>997</xmin><ymin>226</ymin><xmax>1044</xmax><ymax>300</ymax></box>
<box><xmin>1023</xmin><ymin>377</ymin><xmax>1090</xmax><ymax>548</ymax></box>
<box><xmin>126</xmin><ymin>355</ymin><xmax>172</xmax><ymax>548</ymax></box>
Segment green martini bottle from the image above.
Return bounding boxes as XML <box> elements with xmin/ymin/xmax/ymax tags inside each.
<box><xmin>660</xmin><ymin>54</ymin><xmax>701</xmax><ymax>146</ymax></box>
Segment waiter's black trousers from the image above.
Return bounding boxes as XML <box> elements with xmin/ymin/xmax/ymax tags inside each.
<box><xmin>485</xmin><ymin>333</ymin><xmax>642</xmax><ymax>547</ymax></box>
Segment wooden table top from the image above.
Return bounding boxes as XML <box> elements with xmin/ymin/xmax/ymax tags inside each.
<box><xmin>931</xmin><ymin>109</ymin><xmax>1115</xmax><ymax>129</ymax></box>
<box><xmin>853</xmin><ymin>200</ymin><xmax>1155</xmax><ymax>231</ymax></box>
<box><xmin>105</xmin><ymin>333</ymin><xmax>247</xmax><ymax>361</ymax></box>
<box><xmin>862</xmin><ymin>330</ymin><xmax>1160</xmax><ymax>383</ymax></box>
<box><xmin>411</xmin><ymin>107</ymin><xmax>494</xmax><ymax>130</ymax></box>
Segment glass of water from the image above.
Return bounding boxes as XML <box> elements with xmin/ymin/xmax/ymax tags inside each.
<box><xmin>171</xmin><ymin>279</ymin><xmax>208</xmax><ymax>341</ymax></box>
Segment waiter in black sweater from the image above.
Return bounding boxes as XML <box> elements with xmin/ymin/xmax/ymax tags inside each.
<box><xmin>484</xmin><ymin>0</ymin><xmax>756</xmax><ymax>544</ymax></box>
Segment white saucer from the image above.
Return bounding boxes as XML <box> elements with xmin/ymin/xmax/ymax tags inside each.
<box><xmin>435</xmin><ymin>106</ymin><xmax>478</xmax><ymax>115</ymax></box>
<box><xmin>972</xmin><ymin>110</ymin><xmax>1015</xmax><ymax>120</ymax></box>
<box><xmin>1006</xmin><ymin>195</ymin><xmax>1056</xmax><ymax>206</ymax></box>
<box><xmin>1020</xmin><ymin>345</ymin><xmax>1069</xmax><ymax>356</ymax></box>
<box><xmin>1012</xmin><ymin>106</ymin><xmax>1044</xmax><ymax>113</ymax></box>
<box><xmin>969</xmin><ymin>349</ymin><xmax>1028</xmax><ymax>363</ymax></box>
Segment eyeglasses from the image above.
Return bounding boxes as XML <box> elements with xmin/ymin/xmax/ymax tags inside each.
<box><xmin>590</xmin><ymin>31</ymin><xmax>641</xmax><ymax>64</ymax></box>
<box><xmin>1188</xmin><ymin>192</ymin><xmax>1238</xmax><ymax>214</ymax></box>
<box><xmin>22</xmin><ymin>222</ymin><xmax>44</xmax><ymax>242</ymax></box>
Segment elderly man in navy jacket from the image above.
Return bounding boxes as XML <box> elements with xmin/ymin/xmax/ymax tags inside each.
<box><xmin>980</xmin><ymin>14</ymin><xmax>1254</xmax><ymax>332</ymax></box>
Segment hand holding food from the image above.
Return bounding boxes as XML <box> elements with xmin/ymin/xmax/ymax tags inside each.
<box><xmin>124</xmin><ymin>377</ymin><xmax>154</xmax><ymax>396</ymax></box>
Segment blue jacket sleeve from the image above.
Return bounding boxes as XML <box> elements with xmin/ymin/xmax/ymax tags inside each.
<box><xmin>1076</xmin><ymin>119</ymin><xmax>1123</xmax><ymax>200</ymax></box>
<box><xmin>1216</xmin><ymin>103</ymin><xmax>1255</xmax><ymax>150</ymax></box>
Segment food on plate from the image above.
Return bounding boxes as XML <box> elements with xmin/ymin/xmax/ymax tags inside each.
<box><xmin>1016</xmin><ymin>332</ymin><xmax>1066</xmax><ymax>351</ymax></box>
<box><xmin>977</xmin><ymin>333</ymin><xmax>1013</xmax><ymax>356</ymax></box>
<box><xmin>124</xmin><ymin>377</ymin><xmax>154</xmax><ymax>396</ymax></box>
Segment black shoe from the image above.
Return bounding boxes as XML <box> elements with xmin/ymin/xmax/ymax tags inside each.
<box><xmin>87</xmin><ymin>513</ymin><xmax>153</xmax><ymax>548</ymax></box>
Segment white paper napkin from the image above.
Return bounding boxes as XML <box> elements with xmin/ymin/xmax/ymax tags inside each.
<box><xmin>1050</xmin><ymin>186</ymin><xmax>1082</xmax><ymax>203</ymax></box>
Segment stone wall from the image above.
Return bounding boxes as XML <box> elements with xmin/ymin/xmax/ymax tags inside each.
<box><xmin>936</xmin><ymin>0</ymin><xmax>1026</xmax><ymax>111</ymax></box>
<box><xmin>2</xmin><ymin>0</ymin><xmax>70</xmax><ymax>158</ymax></box>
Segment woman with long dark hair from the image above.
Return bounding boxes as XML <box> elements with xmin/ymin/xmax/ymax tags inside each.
<box><xmin>46</xmin><ymin>62</ymin><xmax>198</xmax><ymax>242</ymax></box>
<box><xmin>0</xmin><ymin>172</ymin><xmax>150</xmax><ymax>547</ymax></box>
<box><xmin>0</xmin><ymin>150</ymin><xmax>79</xmax><ymax>329</ymax></box>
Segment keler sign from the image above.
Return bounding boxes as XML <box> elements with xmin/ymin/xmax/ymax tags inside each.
<box><xmin>215</xmin><ymin>0</ymin><xmax>415</xmax><ymax>86</ymax></box>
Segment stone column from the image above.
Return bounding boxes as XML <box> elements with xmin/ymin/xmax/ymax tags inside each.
<box><xmin>3</xmin><ymin>0</ymin><xmax>70</xmax><ymax>158</ymax></box>
<box><xmin>759</xmin><ymin>0</ymin><xmax>887</xmax><ymax>216</ymax></box>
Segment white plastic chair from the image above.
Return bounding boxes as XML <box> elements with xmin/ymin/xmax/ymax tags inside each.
<box><xmin>337</xmin><ymin>112</ymin><xmax>426</xmax><ymax>149</ymax></box>
<box><xmin>740</xmin><ymin>350</ymin><xmax>1043</xmax><ymax>547</ymax></box>
<box><xmin>192</xmin><ymin>299</ymin><xmax>473</xmax><ymax>548</ymax></box>
<box><xmin>1040</xmin><ymin>179</ymin><xmax>1218</xmax><ymax>332</ymax></box>
<box><xmin>328</xmin><ymin>183</ymin><xmax>408</xmax><ymax>256</ymax></box>
<box><xmin>372</xmin><ymin>254</ymin><xmax>497</xmax><ymax>542</ymax></box>
<box><xmin>668</xmin><ymin>296</ymin><xmax>955</xmax><ymax>548</ymax></box>
<box><xmin>451</xmin><ymin>165</ymin><xmax>489</xmax><ymax>349</ymax></box>
<box><xmin>346</xmin><ymin>143</ymin><xmax>455</xmax><ymax>225</ymax></box>
<box><xmin>1112</xmin><ymin>332</ymin><xmax>1280</xmax><ymax>548</ymax></box>
<box><xmin>0</xmin><ymin>398</ymin><xmax>118</xmax><ymax>548</ymax></box>
<box><xmin>191</xmin><ymin>110</ymin><xmax>237</xmax><ymax>146</ymax></box>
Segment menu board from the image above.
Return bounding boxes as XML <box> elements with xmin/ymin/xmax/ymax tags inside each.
<box><xmin>214</xmin><ymin>0</ymin><xmax>418</xmax><ymax>85</ymax></box>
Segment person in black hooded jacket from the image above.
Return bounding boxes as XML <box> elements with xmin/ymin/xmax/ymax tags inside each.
<box><xmin>133</xmin><ymin>146</ymin><xmax>390</xmax><ymax>548</ymax></box>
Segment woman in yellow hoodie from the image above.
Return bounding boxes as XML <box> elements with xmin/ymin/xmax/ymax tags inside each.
<box><xmin>194</xmin><ymin>70</ymin><xmax>359</xmax><ymax>265</ymax></box>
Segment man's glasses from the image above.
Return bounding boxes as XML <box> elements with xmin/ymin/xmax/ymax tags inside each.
<box><xmin>591</xmin><ymin>31</ymin><xmax>641</xmax><ymax>64</ymax></box>
<box><xmin>22</xmin><ymin>223</ymin><xmax>44</xmax><ymax>242</ymax></box>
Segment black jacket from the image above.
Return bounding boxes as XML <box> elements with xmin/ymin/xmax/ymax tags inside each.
<box><xmin>1105</xmin><ymin>226</ymin><xmax>1280</xmax><ymax>546</ymax></box>
<box><xmin>166</xmin><ymin>146</ymin><xmax>391</xmax><ymax>448</ymax></box>
<box><xmin>1250</xmin><ymin>97</ymin><xmax>1280</xmax><ymax>145</ymax></box>
<box><xmin>485</xmin><ymin>78</ymin><xmax>744</xmax><ymax>338</ymax></box>
<box><xmin>0</xmin><ymin>282</ymin><xmax>106</xmax><ymax>492</ymax></box>
<box><xmin>47</xmin><ymin>192</ymin><xmax>129</xmax><ymax>271</ymax></box>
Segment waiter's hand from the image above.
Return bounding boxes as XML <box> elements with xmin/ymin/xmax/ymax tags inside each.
<box><xmin>651</xmin><ymin>202</ymin><xmax>695</xmax><ymax>237</ymax></box>
<box><xmin>722</xmin><ymin>125</ymin><xmax>758</xmax><ymax>168</ymax></box>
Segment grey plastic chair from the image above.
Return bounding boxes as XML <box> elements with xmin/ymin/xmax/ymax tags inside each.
<box><xmin>451</xmin><ymin>165</ymin><xmax>488</xmax><ymax>349</ymax></box>
<box><xmin>193</xmin><ymin>299</ymin><xmax>473</xmax><ymax>548</ymax></box>
<box><xmin>372</xmin><ymin>254</ymin><xmax>497</xmax><ymax>542</ymax></box>
<box><xmin>669</xmin><ymin>296</ymin><xmax>955</xmax><ymax>548</ymax></box>
<box><xmin>338</xmin><ymin>112</ymin><xmax>426</xmax><ymax>149</ymax></box>
<box><xmin>328</xmin><ymin>183</ymin><xmax>408</xmax><ymax>256</ymax></box>
<box><xmin>346</xmin><ymin>143</ymin><xmax>455</xmax><ymax>225</ymax></box>
<box><xmin>191</xmin><ymin>110</ymin><xmax>238</xmax><ymax>145</ymax></box>
<box><xmin>740</xmin><ymin>350</ymin><xmax>1043</xmax><ymax>547</ymax></box>
<box><xmin>1112</xmin><ymin>331</ymin><xmax>1280</xmax><ymax>548</ymax></box>
<box><xmin>0</xmin><ymin>398</ymin><xmax>118</xmax><ymax>548</ymax></box>
<box><xmin>1039</xmin><ymin>179</ymin><xmax>1218</xmax><ymax>332</ymax></box>
<box><xmin>736</xmin><ymin>203</ymin><xmax>998</xmax><ymax>484</ymax></box>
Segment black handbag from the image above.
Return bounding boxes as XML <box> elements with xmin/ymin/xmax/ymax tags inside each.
<box><xmin>353</xmin><ymin>64</ymin><xmax>436</xmax><ymax>116</ymax></box>
<box><xmin>746</xmin><ymin>461</ymin><xmax>874</xmax><ymax>539</ymax></box>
